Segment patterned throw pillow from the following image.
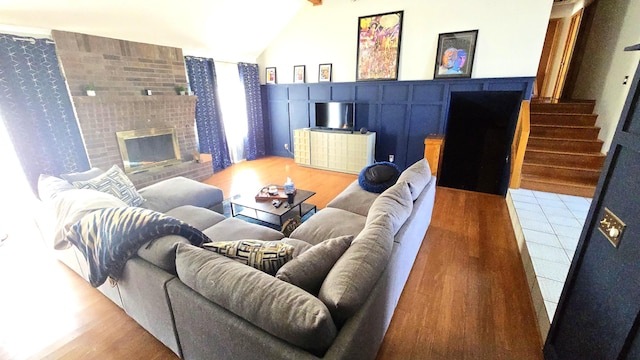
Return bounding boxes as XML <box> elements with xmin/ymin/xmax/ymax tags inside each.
<box><xmin>72</xmin><ymin>165</ymin><xmax>144</xmax><ymax>206</ymax></box>
<box><xmin>203</xmin><ymin>240</ymin><xmax>294</xmax><ymax>275</ymax></box>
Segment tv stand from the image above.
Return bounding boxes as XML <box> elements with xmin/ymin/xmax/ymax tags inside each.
<box><xmin>293</xmin><ymin>128</ymin><xmax>376</xmax><ymax>174</ymax></box>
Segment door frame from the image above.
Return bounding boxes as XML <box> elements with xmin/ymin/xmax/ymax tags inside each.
<box><xmin>552</xmin><ymin>9</ymin><xmax>583</xmax><ymax>100</ymax></box>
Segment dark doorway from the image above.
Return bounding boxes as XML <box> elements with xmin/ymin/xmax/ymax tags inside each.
<box><xmin>439</xmin><ymin>91</ymin><xmax>522</xmax><ymax>196</ymax></box>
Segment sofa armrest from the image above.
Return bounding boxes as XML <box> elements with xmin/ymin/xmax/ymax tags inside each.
<box><xmin>175</xmin><ymin>243</ymin><xmax>337</xmax><ymax>354</ymax></box>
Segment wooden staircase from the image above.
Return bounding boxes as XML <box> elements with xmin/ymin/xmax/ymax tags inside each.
<box><xmin>520</xmin><ymin>101</ymin><xmax>604</xmax><ymax>197</ymax></box>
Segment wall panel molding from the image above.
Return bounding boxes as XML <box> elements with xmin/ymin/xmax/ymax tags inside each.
<box><xmin>264</xmin><ymin>77</ymin><xmax>534</xmax><ymax>169</ymax></box>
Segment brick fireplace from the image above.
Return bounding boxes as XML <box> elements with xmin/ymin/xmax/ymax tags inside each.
<box><xmin>52</xmin><ymin>30</ymin><xmax>213</xmax><ymax>188</ymax></box>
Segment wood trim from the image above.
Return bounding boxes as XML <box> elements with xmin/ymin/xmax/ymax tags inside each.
<box><xmin>552</xmin><ymin>9</ymin><xmax>583</xmax><ymax>100</ymax></box>
<box><xmin>510</xmin><ymin>100</ymin><xmax>530</xmax><ymax>188</ymax></box>
<box><xmin>538</xmin><ymin>19</ymin><xmax>561</xmax><ymax>98</ymax></box>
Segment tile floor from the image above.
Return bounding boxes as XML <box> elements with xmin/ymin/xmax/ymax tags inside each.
<box><xmin>509</xmin><ymin>188</ymin><xmax>591</xmax><ymax>320</ymax></box>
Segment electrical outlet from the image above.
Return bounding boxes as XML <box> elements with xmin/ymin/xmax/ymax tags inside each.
<box><xmin>284</xmin><ymin>143</ymin><xmax>289</xmax><ymax>150</ymax></box>
<box><xmin>389</xmin><ymin>154</ymin><xmax>395</xmax><ymax>162</ymax></box>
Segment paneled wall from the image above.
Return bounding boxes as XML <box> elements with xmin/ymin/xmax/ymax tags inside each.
<box><xmin>264</xmin><ymin>77</ymin><xmax>534</xmax><ymax>169</ymax></box>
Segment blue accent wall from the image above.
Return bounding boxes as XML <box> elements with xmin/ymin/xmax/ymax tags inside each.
<box><xmin>263</xmin><ymin>77</ymin><xmax>534</xmax><ymax>169</ymax></box>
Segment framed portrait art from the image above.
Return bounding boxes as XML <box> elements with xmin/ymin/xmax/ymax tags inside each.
<box><xmin>434</xmin><ymin>30</ymin><xmax>478</xmax><ymax>79</ymax></box>
<box><xmin>293</xmin><ymin>65</ymin><xmax>305</xmax><ymax>83</ymax></box>
<box><xmin>266</xmin><ymin>67</ymin><xmax>277</xmax><ymax>84</ymax></box>
<box><xmin>356</xmin><ymin>10</ymin><xmax>404</xmax><ymax>81</ymax></box>
<box><xmin>319</xmin><ymin>63</ymin><xmax>332</xmax><ymax>82</ymax></box>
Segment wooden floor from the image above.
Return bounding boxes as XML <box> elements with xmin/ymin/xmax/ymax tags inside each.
<box><xmin>0</xmin><ymin>157</ymin><xmax>542</xmax><ymax>359</ymax></box>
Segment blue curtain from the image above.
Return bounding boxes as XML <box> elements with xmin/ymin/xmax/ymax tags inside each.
<box><xmin>0</xmin><ymin>34</ymin><xmax>89</xmax><ymax>193</ymax></box>
<box><xmin>238</xmin><ymin>63</ymin><xmax>266</xmax><ymax>160</ymax></box>
<box><xmin>185</xmin><ymin>56</ymin><xmax>231</xmax><ymax>171</ymax></box>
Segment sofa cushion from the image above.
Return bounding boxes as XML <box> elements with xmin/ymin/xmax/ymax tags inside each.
<box><xmin>165</xmin><ymin>205</ymin><xmax>226</xmax><ymax>231</ymax></box>
<box><xmin>281</xmin><ymin>237</ymin><xmax>313</xmax><ymax>258</ymax></box>
<box><xmin>276</xmin><ymin>235</ymin><xmax>353</xmax><ymax>295</ymax></box>
<box><xmin>203</xmin><ymin>239</ymin><xmax>294</xmax><ymax>275</ymax></box>
<box><xmin>139</xmin><ymin>177</ymin><xmax>223</xmax><ymax>213</ymax></box>
<box><xmin>72</xmin><ymin>165</ymin><xmax>144</xmax><ymax>206</ymax></box>
<box><xmin>318</xmin><ymin>212</ymin><xmax>395</xmax><ymax>324</ymax></box>
<box><xmin>60</xmin><ymin>167</ymin><xmax>104</xmax><ymax>182</ymax></box>
<box><xmin>358</xmin><ymin>161</ymin><xmax>401</xmax><ymax>193</ymax></box>
<box><xmin>366</xmin><ymin>181</ymin><xmax>413</xmax><ymax>236</ymax></box>
<box><xmin>203</xmin><ymin>218</ymin><xmax>284</xmax><ymax>242</ymax></box>
<box><xmin>289</xmin><ymin>208</ymin><xmax>366</xmax><ymax>245</ymax></box>
<box><xmin>325</xmin><ymin>180</ymin><xmax>379</xmax><ymax>217</ymax></box>
<box><xmin>175</xmin><ymin>243</ymin><xmax>337</xmax><ymax>353</ymax></box>
<box><xmin>396</xmin><ymin>158</ymin><xmax>432</xmax><ymax>201</ymax></box>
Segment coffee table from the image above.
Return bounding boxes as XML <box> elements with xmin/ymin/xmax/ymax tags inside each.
<box><xmin>229</xmin><ymin>188</ymin><xmax>316</xmax><ymax>226</ymax></box>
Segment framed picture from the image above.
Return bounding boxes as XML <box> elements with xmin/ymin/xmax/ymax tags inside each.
<box><xmin>293</xmin><ymin>65</ymin><xmax>305</xmax><ymax>84</ymax></box>
<box><xmin>434</xmin><ymin>30</ymin><xmax>478</xmax><ymax>79</ymax></box>
<box><xmin>356</xmin><ymin>10</ymin><xmax>404</xmax><ymax>81</ymax></box>
<box><xmin>319</xmin><ymin>63</ymin><xmax>332</xmax><ymax>82</ymax></box>
<box><xmin>266</xmin><ymin>67</ymin><xmax>277</xmax><ymax>84</ymax></box>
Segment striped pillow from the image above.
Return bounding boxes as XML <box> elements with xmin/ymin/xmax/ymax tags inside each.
<box><xmin>72</xmin><ymin>165</ymin><xmax>144</xmax><ymax>206</ymax></box>
<box><xmin>203</xmin><ymin>240</ymin><xmax>294</xmax><ymax>275</ymax></box>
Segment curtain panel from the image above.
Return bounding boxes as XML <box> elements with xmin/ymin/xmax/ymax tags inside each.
<box><xmin>0</xmin><ymin>34</ymin><xmax>90</xmax><ymax>194</ymax></box>
<box><xmin>185</xmin><ymin>56</ymin><xmax>231</xmax><ymax>171</ymax></box>
<box><xmin>238</xmin><ymin>63</ymin><xmax>266</xmax><ymax>160</ymax></box>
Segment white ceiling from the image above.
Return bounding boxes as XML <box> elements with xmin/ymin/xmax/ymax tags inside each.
<box><xmin>0</xmin><ymin>0</ymin><xmax>307</xmax><ymax>62</ymax></box>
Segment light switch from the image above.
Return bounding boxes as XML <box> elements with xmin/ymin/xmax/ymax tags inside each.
<box><xmin>599</xmin><ymin>207</ymin><xmax>626</xmax><ymax>248</ymax></box>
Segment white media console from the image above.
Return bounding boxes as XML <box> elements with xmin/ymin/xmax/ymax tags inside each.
<box><xmin>293</xmin><ymin>128</ymin><xmax>376</xmax><ymax>174</ymax></box>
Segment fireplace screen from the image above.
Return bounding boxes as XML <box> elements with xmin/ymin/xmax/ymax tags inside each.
<box><xmin>116</xmin><ymin>128</ymin><xmax>181</xmax><ymax>173</ymax></box>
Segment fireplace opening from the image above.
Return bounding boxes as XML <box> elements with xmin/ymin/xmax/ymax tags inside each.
<box><xmin>116</xmin><ymin>128</ymin><xmax>181</xmax><ymax>173</ymax></box>
<box><xmin>439</xmin><ymin>91</ymin><xmax>522</xmax><ymax>196</ymax></box>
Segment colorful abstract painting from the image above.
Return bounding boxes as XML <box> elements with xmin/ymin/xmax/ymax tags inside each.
<box><xmin>434</xmin><ymin>30</ymin><xmax>478</xmax><ymax>79</ymax></box>
<box><xmin>356</xmin><ymin>11</ymin><xmax>403</xmax><ymax>81</ymax></box>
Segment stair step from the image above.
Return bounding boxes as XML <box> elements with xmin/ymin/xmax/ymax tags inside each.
<box><xmin>527</xmin><ymin>137</ymin><xmax>603</xmax><ymax>153</ymax></box>
<box><xmin>530</xmin><ymin>113</ymin><xmax>598</xmax><ymax>126</ymax></box>
<box><xmin>522</xmin><ymin>163</ymin><xmax>600</xmax><ymax>185</ymax></box>
<box><xmin>524</xmin><ymin>149</ymin><xmax>605</xmax><ymax>169</ymax></box>
<box><xmin>530</xmin><ymin>125</ymin><xmax>600</xmax><ymax>140</ymax></box>
<box><xmin>520</xmin><ymin>175</ymin><xmax>596</xmax><ymax>198</ymax></box>
<box><xmin>530</xmin><ymin>101</ymin><xmax>595</xmax><ymax>114</ymax></box>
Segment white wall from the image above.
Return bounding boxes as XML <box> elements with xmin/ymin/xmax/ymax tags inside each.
<box><xmin>571</xmin><ymin>0</ymin><xmax>640</xmax><ymax>153</ymax></box>
<box><xmin>258</xmin><ymin>0</ymin><xmax>553</xmax><ymax>84</ymax></box>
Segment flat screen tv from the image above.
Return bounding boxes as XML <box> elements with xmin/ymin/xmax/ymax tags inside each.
<box><xmin>314</xmin><ymin>102</ymin><xmax>355</xmax><ymax>131</ymax></box>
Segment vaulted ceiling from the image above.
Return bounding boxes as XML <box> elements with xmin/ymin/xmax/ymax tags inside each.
<box><xmin>0</xmin><ymin>0</ymin><xmax>308</xmax><ymax>62</ymax></box>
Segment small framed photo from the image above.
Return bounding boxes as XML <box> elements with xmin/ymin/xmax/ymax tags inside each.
<box><xmin>266</xmin><ymin>67</ymin><xmax>277</xmax><ymax>84</ymax></box>
<box><xmin>434</xmin><ymin>30</ymin><xmax>478</xmax><ymax>79</ymax></box>
<box><xmin>293</xmin><ymin>65</ymin><xmax>305</xmax><ymax>84</ymax></box>
<box><xmin>319</xmin><ymin>63</ymin><xmax>332</xmax><ymax>82</ymax></box>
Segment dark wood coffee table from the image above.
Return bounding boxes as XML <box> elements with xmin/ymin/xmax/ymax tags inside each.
<box><xmin>229</xmin><ymin>188</ymin><xmax>316</xmax><ymax>226</ymax></box>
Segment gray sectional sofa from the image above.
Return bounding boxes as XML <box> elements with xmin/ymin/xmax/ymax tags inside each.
<box><xmin>40</xmin><ymin>159</ymin><xmax>436</xmax><ymax>359</ymax></box>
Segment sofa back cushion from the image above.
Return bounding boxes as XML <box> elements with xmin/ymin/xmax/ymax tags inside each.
<box><xmin>276</xmin><ymin>235</ymin><xmax>353</xmax><ymax>295</ymax></box>
<box><xmin>318</xmin><ymin>212</ymin><xmax>395</xmax><ymax>324</ymax></box>
<box><xmin>366</xmin><ymin>181</ymin><xmax>413</xmax><ymax>236</ymax></box>
<box><xmin>396</xmin><ymin>158</ymin><xmax>432</xmax><ymax>201</ymax></box>
<box><xmin>289</xmin><ymin>207</ymin><xmax>366</xmax><ymax>245</ymax></box>
<box><xmin>325</xmin><ymin>180</ymin><xmax>379</xmax><ymax>217</ymax></box>
<box><xmin>176</xmin><ymin>243</ymin><xmax>337</xmax><ymax>354</ymax></box>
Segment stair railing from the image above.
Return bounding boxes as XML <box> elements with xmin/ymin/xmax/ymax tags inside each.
<box><xmin>510</xmin><ymin>100</ymin><xmax>530</xmax><ymax>188</ymax></box>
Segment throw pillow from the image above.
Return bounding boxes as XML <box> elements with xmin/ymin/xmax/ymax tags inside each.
<box><xmin>37</xmin><ymin>174</ymin><xmax>74</xmax><ymax>201</ymax></box>
<box><xmin>358</xmin><ymin>161</ymin><xmax>401</xmax><ymax>193</ymax></box>
<box><xmin>203</xmin><ymin>239</ymin><xmax>294</xmax><ymax>275</ymax></box>
<box><xmin>72</xmin><ymin>165</ymin><xmax>144</xmax><ymax>206</ymax></box>
<box><xmin>276</xmin><ymin>235</ymin><xmax>353</xmax><ymax>295</ymax></box>
<box><xmin>60</xmin><ymin>167</ymin><xmax>104</xmax><ymax>182</ymax></box>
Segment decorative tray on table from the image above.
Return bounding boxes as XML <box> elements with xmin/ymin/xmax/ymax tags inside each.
<box><xmin>254</xmin><ymin>185</ymin><xmax>296</xmax><ymax>201</ymax></box>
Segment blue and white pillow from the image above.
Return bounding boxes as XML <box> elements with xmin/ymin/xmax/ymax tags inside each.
<box><xmin>72</xmin><ymin>165</ymin><xmax>144</xmax><ymax>206</ymax></box>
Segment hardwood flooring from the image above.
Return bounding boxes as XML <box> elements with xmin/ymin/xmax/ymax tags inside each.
<box><xmin>0</xmin><ymin>157</ymin><xmax>542</xmax><ymax>359</ymax></box>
